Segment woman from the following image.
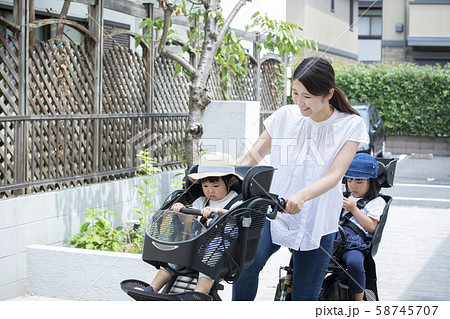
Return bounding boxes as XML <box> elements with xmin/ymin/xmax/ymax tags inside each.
<box><xmin>232</xmin><ymin>57</ymin><xmax>369</xmax><ymax>301</ymax></box>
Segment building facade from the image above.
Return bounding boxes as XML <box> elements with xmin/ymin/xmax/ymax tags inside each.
<box><xmin>359</xmin><ymin>0</ymin><xmax>450</xmax><ymax>65</ymax></box>
<box><xmin>282</xmin><ymin>0</ymin><xmax>450</xmax><ymax>65</ymax></box>
<box><xmin>286</xmin><ymin>0</ymin><xmax>360</xmax><ymax>62</ymax></box>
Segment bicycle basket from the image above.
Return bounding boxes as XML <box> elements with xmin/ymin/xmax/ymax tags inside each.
<box><xmin>142</xmin><ymin>166</ymin><xmax>276</xmax><ymax>282</ymax></box>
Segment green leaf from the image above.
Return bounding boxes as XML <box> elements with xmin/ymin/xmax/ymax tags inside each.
<box><xmin>222</xmin><ymin>67</ymin><xmax>228</xmax><ymax>78</ymax></box>
<box><xmin>80</xmin><ymin>222</ymin><xmax>90</xmax><ymax>233</ymax></box>
<box><xmin>104</xmin><ymin>218</ymin><xmax>112</xmax><ymax>230</ymax></box>
<box><xmin>95</xmin><ymin>216</ymin><xmax>106</xmax><ymax>230</ymax></box>
<box><xmin>251</xmin><ymin>11</ymin><xmax>260</xmax><ymax>19</ymax></box>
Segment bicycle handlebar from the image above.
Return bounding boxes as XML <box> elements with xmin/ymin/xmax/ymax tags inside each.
<box><xmin>178</xmin><ymin>207</ymin><xmax>219</xmax><ymax>222</ymax></box>
<box><xmin>177</xmin><ymin>196</ymin><xmax>286</xmax><ymax>220</ymax></box>
<box><xmin>265</xmin><ymin>197</ymin><xmax>286</xmax><ymax>220</ymax></box>
<box><xmin>179</xmin><ymin>207</ymin><xmax>202</xmax><ymax>216</ymax></box>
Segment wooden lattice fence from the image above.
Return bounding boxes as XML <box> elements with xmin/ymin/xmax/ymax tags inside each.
<box><xmin>0</xmin><ymin>32</ymin><xmax>18</xmax><ymax>196</ymax></box>
<box><xmin>27</xmin><ymin>40</ymin><xmax>96</xmax><ymax>191</ymax></box>
<box><xmin>207</xmin><ymin>56</ymin><xmax>259</xmax><ymax>101</ymax></box>
<box><xmin>258</xmin><ymin>57</ymin><xmax>285</xmax><ymax>128</ymax></box>
<box><xmin>260</xmin><ymin>57</ymin><xmax>285</xmax><ymax>112</ymax></box>
<box><xmin>0</xmin><ymin>27</ymin><xmax>285</xmax><ymax>198</ymax></box>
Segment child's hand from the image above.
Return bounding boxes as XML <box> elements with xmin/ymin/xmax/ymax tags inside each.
<box><xmin>201</xmin><ymin>207</ymin><xmax>220</xmax><ymax>219</ymax></box>
<box><xmin>171</xmin><ymin>203</ymin><xmax>185</xmax><ymax>212</ymax></box>
<box><xmin>342</xmin><ymin>197</ymin><xmax>357</xmax><ymax>213</ymax></box>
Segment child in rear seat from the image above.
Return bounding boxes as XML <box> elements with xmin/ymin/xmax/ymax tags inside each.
<box><xmin>338</xmin><ymin>153</ymin><xmax>386</xmax><ymax>301</ymax></box>
<box><xmin>141</xmin><ymin>152</ymin><xmax>243</xmax><ymax>294</ymax></box>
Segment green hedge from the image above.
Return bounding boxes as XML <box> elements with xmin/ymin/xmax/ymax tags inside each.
<box><xmin>333</xmin><ymin>62</ymin><xmax>450</xmax><ymax>137</ymax></box>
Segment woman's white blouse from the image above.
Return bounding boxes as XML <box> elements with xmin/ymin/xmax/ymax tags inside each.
<box><xmin>264</xmin><ymin>105</ymin><xmax>369</xmax><ymax>251</ymax></box>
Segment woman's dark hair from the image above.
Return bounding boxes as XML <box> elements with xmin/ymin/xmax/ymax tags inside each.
<box><xmin>293</xmin><ymin>57</ymin><xmax>359</xmax><ymax>116</ymax></box>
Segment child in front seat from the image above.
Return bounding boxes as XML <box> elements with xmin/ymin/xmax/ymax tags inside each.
<box><xmin>142</xmin><ymin>152</ymin><xmax>243</xmax><ymax>294</ymax></box>
<box><xmin>338</xmin><ymin>153</ymin><xmax>386</xmax><ymax>301</ymax></box>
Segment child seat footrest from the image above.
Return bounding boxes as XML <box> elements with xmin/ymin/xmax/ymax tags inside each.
<box><xmin>120</xmin><ymin>279</ymin><xmax>212</xmax><ymax>301</ymax></box>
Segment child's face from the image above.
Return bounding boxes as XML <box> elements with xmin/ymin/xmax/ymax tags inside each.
<box><xmin>347</xmin><ymin>178</ymin><xmax>370</xmax><ymax>198</ymax></box>
<box><xmin>201</xmin><ymin>177</ymin><xmax>229</xmax><ymax>201</ymax></box>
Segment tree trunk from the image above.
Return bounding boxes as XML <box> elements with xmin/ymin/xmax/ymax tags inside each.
<box><xmin>184</xmin><ymin>81</ymin><xmax>211</xmax><ymax>166</ymax></box>
<box><xmin>182</xmin><ymin>2</ymin><xmax>221</xmax><ymax>167</ymax></box>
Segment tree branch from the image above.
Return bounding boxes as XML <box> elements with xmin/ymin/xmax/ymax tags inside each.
<box><xmin>215</xmin><ymin>0</ymin><xmax>249</xmax><ymax>51</ymax></box>
<box><xmin>195</xmin><ymin>0</ymin><xmax>249</xmax><ymax>84</ymax></box>
<box><xmin>193</xmin><ymin>1</ymin><xmax>219</xmax><ymax>83</ymax></box>
<box><xmin>158</xmin><ymin>1</ymin><xmax>197</xmax><ymax>76</ymax></box>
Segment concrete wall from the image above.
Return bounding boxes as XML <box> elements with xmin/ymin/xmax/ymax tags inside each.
<box><xmin>359</xmin><ymin>39</ymin><xmax>382</xmax><ymax>61</ymax></box>
<box><xmin>386</xmin><ymin>135</ymin><xmax>450</xmax><ymax>157</ymax></box>
<box><xmin>202</xmin><ymin>101</ymin><xmax>261</xmax><ymax>160</ymax></box>
<box><xmin>0</xmin><ymin>169</ymin><xmax>183</xmax><ymax>300</ymax></box>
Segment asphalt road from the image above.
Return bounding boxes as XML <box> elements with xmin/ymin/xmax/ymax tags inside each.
<box><xmin>382</xmin><ymin>154</ymin><xmax>450</xmax><ymax>208</ymax></box>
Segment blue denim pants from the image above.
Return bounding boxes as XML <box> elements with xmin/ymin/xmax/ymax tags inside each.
<box><xmin>232</xmin><ymin>220</ymin><xmax>334</xmax><ymax>301</ymax></box>
<box><xmin>341</xmin><ymin>249</ymin><xmax>366</xmax><ymax>293</ymax></box>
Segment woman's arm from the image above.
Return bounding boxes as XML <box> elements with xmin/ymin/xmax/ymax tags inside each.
<box><xmin>284</xmin><ymin>140</ymin><xmax>359</xmax><ymax>215</ymax></box>
<box><xmin>237</xmin><ymin>130</ymin><xmax>272</xmax><ymax>166</ymax></box>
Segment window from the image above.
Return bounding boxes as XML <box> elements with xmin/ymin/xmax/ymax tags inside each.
<box><xmin>358</xmin><ymin>9</ymin><xmax>382</xmax><ymax>38</ymax></box>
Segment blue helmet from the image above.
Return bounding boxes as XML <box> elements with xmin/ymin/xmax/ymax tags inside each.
<box><xmin>345</xmin><ymin>153</ymin><xmax>378</xmax><ymax>179</ymax></box>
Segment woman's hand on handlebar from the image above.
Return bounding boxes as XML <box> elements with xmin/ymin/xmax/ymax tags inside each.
<box><xmin>284</xmin><ymin>194</ymin><xmax>305</xmax><ymax>215</ymax></box>
<box><xmin>171</xmin><ymin>203</ymin><xmax>185</xmax><ymax>212</ymax></box>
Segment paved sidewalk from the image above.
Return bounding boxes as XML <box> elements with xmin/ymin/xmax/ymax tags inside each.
<box><xmin>9</xmin><ymin>204</ymin><xmax>450</xmax><ymax>301</ymax></box>
<box><xmin>219</xmin><ymin>204</ymin><xmax>450</xmax><ymax>301</ymax></box>
<box><xmin>9</xmin><ymin>294</ymin><xmax>68</xmax><ymax>301</ymax></box>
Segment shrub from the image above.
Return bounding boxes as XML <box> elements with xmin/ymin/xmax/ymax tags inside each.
<box><xmin>67</xmin><ymin>151</ymin><xmax>161</xmax><ymax>254</ymax></box>
<box><xmin>68</xmin><ymin>209</ymin><xmax>126</xmax><ymax>252</ymax></box>
<box><xmin>333</xmin><ymin>61</ymin><xmax>450</xmax><ymax>137</ymax></box>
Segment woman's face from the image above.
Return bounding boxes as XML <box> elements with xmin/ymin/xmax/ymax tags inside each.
<box><xmin>292</xmin><ymin>80</ymin><xmax>334</xmax><ymax>122</ymax></box>
<box><xmin>347</xmin><ymin>178</ymin><xmax>370</xmax><ymax>198</ymax></box>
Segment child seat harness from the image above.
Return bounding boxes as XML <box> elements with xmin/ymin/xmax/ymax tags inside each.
<box><xmin>224</xmin><ymin>194</ymin><xmax>244</xmax><ymax>210</ymax></box>
<box><xmin>339</xmin><ymin>195</ymin><xmax>371</xmax><ymax>243</ymax></box>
